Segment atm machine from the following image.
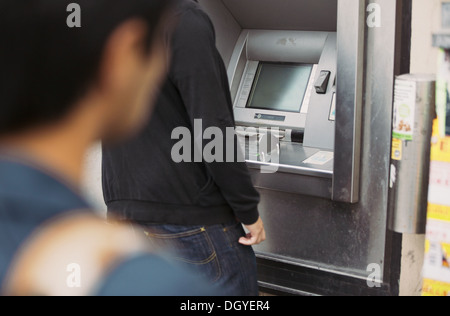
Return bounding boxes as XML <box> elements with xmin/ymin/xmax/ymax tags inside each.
<box><xmin>230</xmin><ymin>30</ymin><xmax>336</xmax><ymax>199</ymax></box>
<box><xmin>198</xmin><ymin>0</ymin><xmax>410</xmax><ymax>295</ymax></box>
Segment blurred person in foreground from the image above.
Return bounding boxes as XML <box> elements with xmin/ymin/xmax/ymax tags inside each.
<box><xmin>103</xmin><ymin>0</ymin><xmax>265</xmax><ymax>296</ymax></box>
<box><xmin>0</xmin><ymin>0</ymin><xmax>213</xmax><ymax>296</ymax></box>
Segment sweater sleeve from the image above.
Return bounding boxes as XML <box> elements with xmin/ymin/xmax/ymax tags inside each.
<box><xmin>169</xmin><ymin>8</ymin><xmax>260</xmax><ymax>225</ymax></box>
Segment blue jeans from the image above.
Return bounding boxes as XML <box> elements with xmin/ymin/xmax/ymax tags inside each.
<box><xmin>135</xmin><ymin>221</ymin><xmax>258</xmax><ymax>296</ymax></box>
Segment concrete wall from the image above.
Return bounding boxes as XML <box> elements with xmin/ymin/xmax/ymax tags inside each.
<box><xmin>399</xmin><ymin>0</ymin><xmax>443</xmax><ymax>296</ymax></box>
<box><xmin>410</xmin><ymin>0</ymin><xmax>441</xmax><ymax>74</ymax></box>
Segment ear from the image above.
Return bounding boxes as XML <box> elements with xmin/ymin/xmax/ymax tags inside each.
<box><xmin>96</xmin><ymin>19</ymin><xmax>149</xmax><ymax>93</ymax></box>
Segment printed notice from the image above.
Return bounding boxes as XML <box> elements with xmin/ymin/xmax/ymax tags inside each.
<box><xmin>436</xmin><ymin>49</ymin><xmax>449</xmax><ymax>137</ymax></box>
<box><xmin>238</xmin><ymin>73</ymin><xmax>255</xmax><ymax>105</ymax></box>
<box><xmin>303</xmin><ymin>151</ymin><xmax>334</xmax><ymax>165</ymax></box>
<box><xmin>393</xmin><ymin>79</ymin><xmax>416</xmax><ymax>141</ymax></box>
<box><xmin>391</xmin><ymin>138</ymin><xmax>402</xmax><ymax>161</ymax></box>
<box><xmin>423</xmin><ymin>117</ymin><xmax>450</xmax><ymax>296</ymax></box>
<box><xmin>423</xmin><ymin>219</ymin><xmax>450</xmax><ymax>296</ymax></box>
<box><xmin>428</xmin><ymin>160</ymin><xmax>450</xmax><ymax>207</ymax></box>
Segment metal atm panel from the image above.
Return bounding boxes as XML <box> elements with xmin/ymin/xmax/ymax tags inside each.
<box><xmin>199</xmin><ymin>0</ymin><xmax>405</xmax><ymax>295</ymax></box>
<box><xmin>228</xmin><ymin>29</ymin><xmax>337</xmax><ymax>199</ymax></box>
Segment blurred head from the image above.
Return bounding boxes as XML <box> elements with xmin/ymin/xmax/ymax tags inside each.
<box><xmin>0</xmin><ymin>0</ymin><xmax>177</xmax><ymax>143</ymax></box>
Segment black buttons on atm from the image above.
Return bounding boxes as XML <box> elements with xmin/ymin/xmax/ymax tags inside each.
<box><xmin>314</xmin><ymin>70</ymin><xmax>331</xmax><ymax>94</ymax></box>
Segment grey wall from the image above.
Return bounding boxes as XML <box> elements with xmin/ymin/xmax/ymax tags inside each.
<box><xmin>398</xmin><ymin>0</ymin><xmax>444</xmax><ymax>297</ymax></box>
<box><xmin>198</xmin><ymin>0</ymin><xmax>338</xmax><ymax>66</ymax></box>
<box><xmin>222</xmin><ymin>0</ymin><xmax>337</xmax><ymax>32</ymax></box>
<box><xmin>197</xmin><ymin>0</ymin><xmax>242</xmax><ymax>67</ymax></box>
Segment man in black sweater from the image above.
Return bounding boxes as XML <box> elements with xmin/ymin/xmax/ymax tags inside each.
<box><xmin>102</xmin><ymin>0</ymin><xmax>265</xmax><ymax>295</ymax></box>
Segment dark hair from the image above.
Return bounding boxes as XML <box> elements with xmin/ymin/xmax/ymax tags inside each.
<box><xmin>0</xmin><ymin>0</ymin><xmax>175</xmax><ymax>135</ymax></box>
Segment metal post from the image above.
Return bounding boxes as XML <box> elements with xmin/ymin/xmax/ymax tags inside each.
<box><xmin>388</xmin><ymin>74</ymin><xmax>436</xmax><ymax>234</ymax></box>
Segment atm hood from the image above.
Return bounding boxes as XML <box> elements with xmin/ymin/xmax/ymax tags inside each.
<box><xmin>221</xmin><ymin>0</ymin><xmax>337</xmax><ymax>31</ymax></box>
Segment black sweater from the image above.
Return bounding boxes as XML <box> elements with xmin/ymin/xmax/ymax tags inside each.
<box><xmin>102</xmin><ymin>0</ymin><xmax>260</xmax><ymax>226</ymax></box>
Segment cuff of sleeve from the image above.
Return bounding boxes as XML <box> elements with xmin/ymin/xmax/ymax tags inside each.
<box><xmin>237</xmin><ymin>207</ymin><xmax>260</xmax><ymax>226</ymax></box>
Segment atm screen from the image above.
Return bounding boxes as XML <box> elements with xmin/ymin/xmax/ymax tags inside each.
<box><xmin>246</xmin><ymin>62</ymin><xmax>313</xmax><ymax>113</ymax></box>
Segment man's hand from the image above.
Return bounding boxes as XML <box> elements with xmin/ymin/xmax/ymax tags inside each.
<box><xmin>239</xmin><ymin>217</ymin><xmax>266</xmax><ymax>246</ymax></box>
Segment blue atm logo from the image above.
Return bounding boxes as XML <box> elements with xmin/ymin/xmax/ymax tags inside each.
<box><xmin>254</xmin><ymin>113</ymin><xmax>286</xmax><ymax>122</ymax></box>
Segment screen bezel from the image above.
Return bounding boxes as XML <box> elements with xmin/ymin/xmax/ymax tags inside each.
<box><xmin>234</xmin><ymin>61</ymin><xmax>318</xmax><ymax>130</ymax></box>
<box><xmin>246</xmin><ymin>62</ymin><xmax>314</xmax><ymax>114</ymax></box>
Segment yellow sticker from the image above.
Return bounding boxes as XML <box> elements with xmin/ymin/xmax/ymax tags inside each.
<box><xmin>423</xmin><ymin>278</ymin><xmax>450</xmax><ymax>296</ymax></box>
<box><xmin>431</xmin><ymin>119</ymin><xmax>450</xmax><ymax>163</ymax></box>
<box><xmin>391</xmin><ymin>139</ymin><xmax>402</xmax><ymax>161</ymax></box>
<box><xmin>428</xmin><ymin>203</ymin><xmax>450</xmax><ymax>222</ymax></box>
